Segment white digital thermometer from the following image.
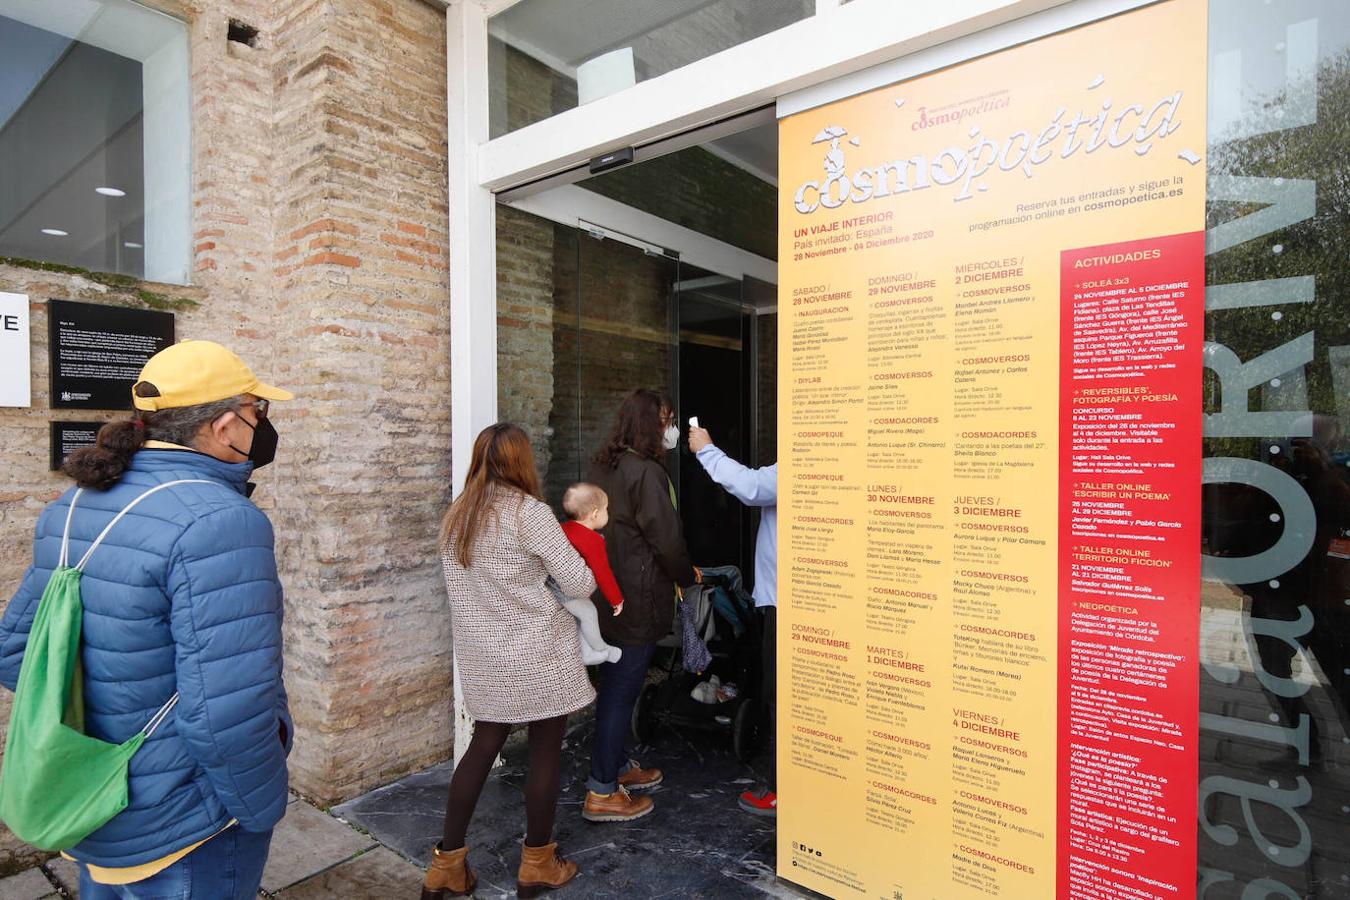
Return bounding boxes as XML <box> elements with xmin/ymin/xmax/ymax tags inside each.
<box><xmin>689</xmin><ymin>416</ymin><xmax>700</xmax><ymax>428</ymax></box>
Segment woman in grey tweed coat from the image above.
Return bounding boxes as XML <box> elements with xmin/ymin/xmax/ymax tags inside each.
<box><xmin>422</xmin><ymin>423</ymin><xmax>595</xmax><ymax>900</ymax></box>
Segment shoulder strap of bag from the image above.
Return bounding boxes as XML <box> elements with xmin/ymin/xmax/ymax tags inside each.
<box><xmin>58</xmin><ymin>489</ymin><xmax>84</xmax><ymax>569</ymax></box>
<box><xmin>59</xmin><ymin>478</ymin><xmax>225</xmax><ymax>736</ymax></box>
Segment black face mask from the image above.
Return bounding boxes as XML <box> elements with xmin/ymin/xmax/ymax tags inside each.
<box><xmin>229</xmin><ymin>416</ymin><xmax>279</xmax><ymax>469</ymax></box>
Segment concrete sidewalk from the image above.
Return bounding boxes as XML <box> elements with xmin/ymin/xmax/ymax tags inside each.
<box><xmin>12</xmin><ymin>795</ymin><xmax>418</xmax><ymax>899</ymax></box>
<box><xmin>6</xmin><ymin>712</ymin><xmax>812</xmax><ymax>899</ymax></box>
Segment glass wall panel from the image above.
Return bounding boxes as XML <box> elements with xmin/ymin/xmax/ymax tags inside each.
<box><xmin>488</xmin><ymin>0</ymin><xmax>813</xmax><ymax>137</ymax></box>
<box><xmin>495</xmin><ymin>206</ymin><xmax>681</xmax><ymax>513</ymax></box>
<box><xmin>497</xmin><ymin>200</ymin><xmax>772</xmax><ymax>586</ymax></box>
<box><xmin>573</xmin><ymin>228</ymin><xmax>678</xmax><ymax>499</ymax></box>
<box><xmin>495</xmin><ymin>205</ymin><xmax>580</xmax><ymax>509</ymax></box>
<box><xmin>677</xmin><ymin>265</ymin><xmax>748</xmax><ymax>574</ymax></box>
<box><xmin>1199</xmin><ymin>0</ymin><xmax>1350</xmax><ymax>893</ymax></box>
<box><xmin>0</xmin><ymin>0</ymin><xmax>189</xmax><ymax>283</ymax></box>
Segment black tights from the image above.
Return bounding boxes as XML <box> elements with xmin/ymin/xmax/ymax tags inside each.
<box><xmin>441</xmin><ymin>714</ymin><xmax>568</xmax><ymax>850</ymax></box>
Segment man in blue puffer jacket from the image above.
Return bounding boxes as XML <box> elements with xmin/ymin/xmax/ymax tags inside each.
<box><xmin>0</xmin><ymin>340</ymin><xmax>294</xmax><ymax>899</ymax></box>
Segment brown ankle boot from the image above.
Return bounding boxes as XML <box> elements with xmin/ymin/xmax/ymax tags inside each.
<box><xmin>516</xmin><ymin>841</ymin><xmax>578</xmax><ymax>898</ymax></box>
<box><xmin>422</xmin><ymin>843</ymin><xmax>475</xmax><ymax>899</ymax></box>
<box><xmin>582</xmin><ymin>786</ymin><xmax>655</xmax><ymax>823</ymax></box>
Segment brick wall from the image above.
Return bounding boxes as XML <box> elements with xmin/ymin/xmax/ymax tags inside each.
<box><xmin>267</xmin><ymin>0</ymin><xmax>453</xmax><ymax>802</ymax></box>
<box><xmin>496</xmin><ymin>205</ymin><xmax>558</xmax><ymax>483</ymax></box>
<box><xmin>0</xmin><ymin>1</ymin><xmax>451</xmax><ymax>867</ymax></box>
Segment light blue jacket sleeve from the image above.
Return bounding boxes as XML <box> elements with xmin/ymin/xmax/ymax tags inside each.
<box><xmin>695</xmin><ymin>445</ymin><xmax>777</xmax><ymax>508</ymax></box>
<box><xmin>167</xmin><ymin>505</ymin><xmax>289</xmax><ymax>832</ymax></box>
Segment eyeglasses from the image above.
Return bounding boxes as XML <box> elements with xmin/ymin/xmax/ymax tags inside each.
<box><xmin>240</xmin><ymin>399</ymin><xmax>270</xmax><ymax>420</ymax></box>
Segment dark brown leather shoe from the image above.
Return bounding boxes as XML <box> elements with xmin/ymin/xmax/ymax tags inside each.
<box><xmin>421</xmin><ymin>843</ymin><xmax>475</xmax><ymax>898</ymax></box>
<box><xmin>617</xmin><ymin>759</ymin><xmax>663</xmax><ymax>791</ymax></box>
<box><xmin>516</xmin><ymin>841</ymin><xmax>578</xmax><ymax>898</ymax></box>
<box><xmin>582</xmin><ymin>786</ymin><xmax>655</xmax><ymax>823</ymax></box>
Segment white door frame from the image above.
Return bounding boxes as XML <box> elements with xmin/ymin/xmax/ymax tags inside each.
<box><xmin>504</xmin><ymin>186</ymin><xmax>777</xmax><ymax>285</ymax></box>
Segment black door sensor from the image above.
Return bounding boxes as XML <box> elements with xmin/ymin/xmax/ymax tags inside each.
<box><xmin>589</xmin><ymin>147</ymin><xmax>635</xmax><ymax>174</ymax></box>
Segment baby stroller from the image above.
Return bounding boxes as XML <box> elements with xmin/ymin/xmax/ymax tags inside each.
<box><xmin>630</xmin><ymin>566</ymin><xmax>765</xmax><ymax>762</ymax></box>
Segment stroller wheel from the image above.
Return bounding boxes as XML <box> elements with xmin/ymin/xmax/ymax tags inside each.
<box><xmin>732</xmin><ymin>698</ymin><xmax>763</xmax><ymax>763</ymax></box>
<box><xmin>631</xmin><ymin>684</ymin><xmax>658</xmax><ymax>744</ymax></box>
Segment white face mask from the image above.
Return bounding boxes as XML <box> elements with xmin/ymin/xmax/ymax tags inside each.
<box><xmin>662</xmin><ymin>425</ymin><xmax>680</xmax><ymax>450</ymax></box>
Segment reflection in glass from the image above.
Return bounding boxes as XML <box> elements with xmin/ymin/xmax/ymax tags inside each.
<box><xmin>494</xmin><ymin>205</ymin><xmax>680</xmax><ymax>510</ymax></box>
<box><xmin>495</xmin><ymin>204</ymin><xmax>771</xmax><ymax>581</ymax></box>
<box><xmin>571</xmin><ymin>227</ymin><xmax>677</xmax><ymax>505</ymax></box>
<box><xmin>1200</xmin><ymin>0</ymin><xmax>1350</xmax><ymax>894</ymax></box>
<box><xmin>0</xmin><ymin>1</ymin><xmax>188</xmax><ymax>282</ymax></box>
<box><xmin>488</xmin><ymin>0</ymin><xmax>814</xmax><ymax>137</ymax></box>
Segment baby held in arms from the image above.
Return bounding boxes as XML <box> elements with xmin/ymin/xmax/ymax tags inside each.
<box><xmin>556</xmin><ymin>483</ymin><xmax>624</xmax><ymax>665</ymax></box>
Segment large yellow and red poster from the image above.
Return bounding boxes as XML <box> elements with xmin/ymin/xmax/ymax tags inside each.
<box><xmin>776</xmin><ymin>1</ymin><xmax>1207</xmax><ymax>896</ymax></box>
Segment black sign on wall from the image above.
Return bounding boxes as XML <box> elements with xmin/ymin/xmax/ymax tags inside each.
<box><xmin>48</xmin><ymin>299</ymin><xmax>174</xmax><ymax>409</ymax></box>
<box><xmin>50</xmin><ymin>421</ymin><xmax>107</xmax><ymax>471</ymax></box>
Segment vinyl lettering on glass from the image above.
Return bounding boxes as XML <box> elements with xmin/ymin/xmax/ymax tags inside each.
<box><xmin>1198</xmin><ymin>1</ymin><xmax>1350</xmax><ymax>896</ymax></box>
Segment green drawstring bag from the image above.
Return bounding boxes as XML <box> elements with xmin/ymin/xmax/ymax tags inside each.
<box><xmin>0</xmin><ymin>480</ymin><xmax>210</xmax><ymax>851</ymax></box>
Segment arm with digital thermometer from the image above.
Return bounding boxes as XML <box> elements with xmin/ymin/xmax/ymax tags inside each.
<box><xmin>688</xmin><ymin>416</ymin><xmax>714</xmax><ymax>455</ymax></box>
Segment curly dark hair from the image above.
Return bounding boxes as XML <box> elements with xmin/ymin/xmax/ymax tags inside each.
<box><xmin>62</xmin><ymin>397</ymin><xmax>244</xmax><ymax>490</ymax></box>
<box><xmin>593</xmin><ymin>388</ymin><xmax>672</xmax><ymax>469</ymax></box>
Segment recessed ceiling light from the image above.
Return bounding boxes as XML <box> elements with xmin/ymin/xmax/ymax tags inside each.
<box><xmin>123</xmin><ymin>242</ymin><xmax>143</xmax><ymax>249</ymax></box>
<box><xmin>95</xmin><ymin>187</ymin><xmax>126</xmax><ymax>197</ymax></box>
<box><xmin>41</xmin><ymin>228</ymin><xmax>68</xmax><ymax>236</ymax></box>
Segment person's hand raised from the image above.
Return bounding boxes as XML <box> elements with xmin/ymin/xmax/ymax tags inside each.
<box><xmin>689</xmin><ymin>425</ymin><xmax>713</xmax><ymax>453</ymax></box>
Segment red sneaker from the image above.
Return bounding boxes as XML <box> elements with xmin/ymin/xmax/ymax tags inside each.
<box><xmin>738</xmin><ymin>789</ymin><xmax>776</xmax><ymax>817</ymax></box>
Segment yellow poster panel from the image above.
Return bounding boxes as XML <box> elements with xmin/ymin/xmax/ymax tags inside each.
<box><xmin>776</xmin><ymin>1</ymin><xmax>1208</xmax><ymax>897</ymax></box>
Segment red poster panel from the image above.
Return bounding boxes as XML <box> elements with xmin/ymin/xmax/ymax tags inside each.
<box><xmin>1058</xmin><ymin>232</ymin><xmax>1204</xmax><ymax>897</ymax></box>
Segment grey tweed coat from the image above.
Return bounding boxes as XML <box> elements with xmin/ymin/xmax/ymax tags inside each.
<box><xmin>441</xmin><ymin>489</ymin><xmax>598</xmax><ymax>723</ymax></box>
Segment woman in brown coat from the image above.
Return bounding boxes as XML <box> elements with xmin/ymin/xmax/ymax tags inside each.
<box><xmin>422</xmin><ymin>424</ymin><xmax>596</xmax><ymax>900</ymax></box>
<box><xmin>582</xmin><ymin>389</ymin><xmax>700</xmax><ymax>823</ymax></box>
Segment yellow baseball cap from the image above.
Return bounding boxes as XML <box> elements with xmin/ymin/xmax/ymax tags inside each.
<box><xmin>132</xmin><ymin>340</ymin><xmax>294</xmax><ymax>411</ymax></box>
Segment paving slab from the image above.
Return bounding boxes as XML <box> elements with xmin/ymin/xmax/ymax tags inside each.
<box><xmin>338</xmin><ymin>715</ymin><xmax>812</xmax><ymax>899</ymax></box>
<box><xmin>261</xmin><ymin>798</ymin><xmax>377</xmax><ymax>893</ymax></box>
<box><xmin>42</xmin><ymin>858</ymin><xmax>79</xmax><ymax>899</ymax></box>
<box><xmin>332</xmin><ymin>759</ymin><xmax>456</xmax><ymax>861</ymax></box>
<box><xmin>276</xmin><ymin>847</ymin><xmax>424</xmax><ymax>899</ymax></box>
<box><xmin>0</xmin><ymin>868</ymin><xmax>55</xmax><ymax>900</ymax></box>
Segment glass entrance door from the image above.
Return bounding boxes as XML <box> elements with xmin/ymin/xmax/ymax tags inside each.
<box><xmin>498</xmin><ymin>204</ymin><xmax>760</xmax><ymax>585</ymax></box>
<box><xmin>675</xmin><ymin>266</ymin><xmax>752</xmax><ymax>577</ymax></box>
<box><xmin>545</xmin><ymin>222</ymin><xmax>679</xmax><ymax>504</ymax></box>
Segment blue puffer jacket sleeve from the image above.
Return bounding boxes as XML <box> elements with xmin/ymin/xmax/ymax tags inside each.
<box><xmin>167</xmin><ymin>504</ymin><xmax>289</xmax><ymax>832</ymax></box>
<box><xmin>0</xmin><ymin>506</ymin><xmax>55</xmax><ymax>691</ymax></box>
<box><xmin>275</xmin><ymin>589</ymin><xmax>294</xmax><ymax>757</ymax></box>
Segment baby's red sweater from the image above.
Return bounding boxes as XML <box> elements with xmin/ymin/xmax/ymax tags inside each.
<box><xmin>561</xmin><ymin>520</ymin><xmax>625</xmax><ymax>608</ymax></box>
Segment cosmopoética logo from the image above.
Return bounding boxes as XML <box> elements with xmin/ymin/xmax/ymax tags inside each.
<box><xmin>791</xmin><ymin>77</ymin><xmax>1198</xmax><ymax>214</ymax></box>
